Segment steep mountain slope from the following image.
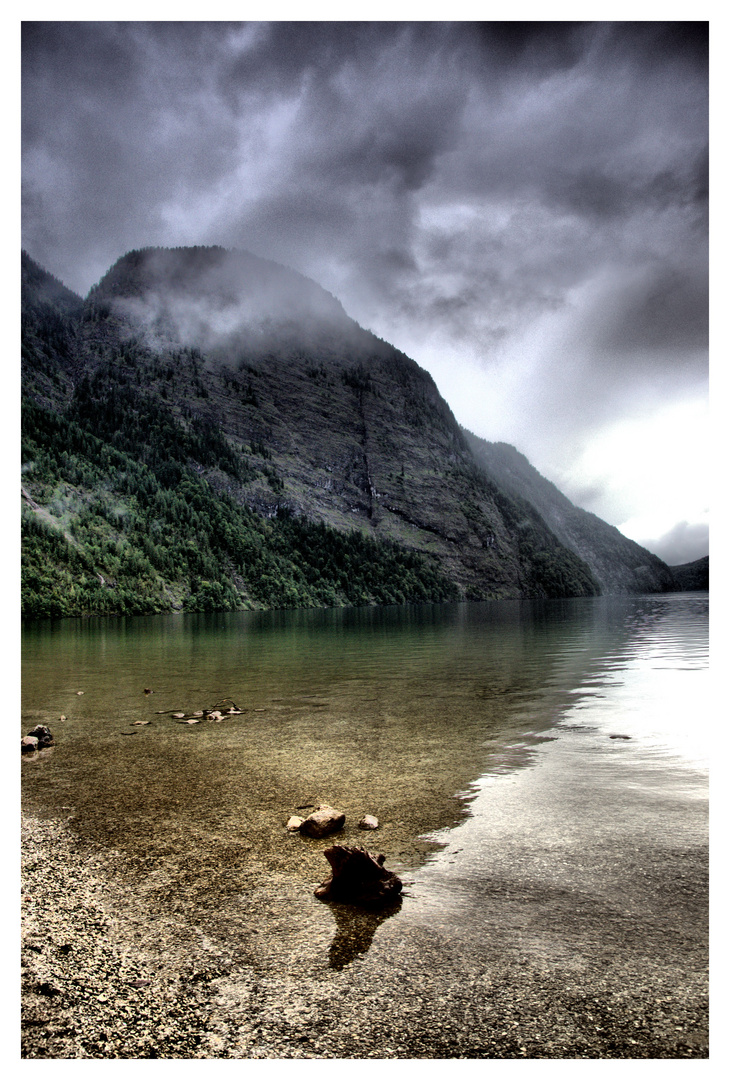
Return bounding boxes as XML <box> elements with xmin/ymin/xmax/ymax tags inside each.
<box><xmin>21</xmin><ymin>246</ymin><xmax>601</xmax><ymax>616</ymax></box>
<box><xmin>464</xmin><ymin>433</ymin><xmax>676</xmax><ymax>595</ymax></box>
<box><xmin>668</xmin><ymin>555</ymin><xmax>709</xmax><ymax>591</ymax></box>
<box><xmin>19</xmin><ymin>247</ymin><xmax>600</xmax><ymax>617</ymax></box>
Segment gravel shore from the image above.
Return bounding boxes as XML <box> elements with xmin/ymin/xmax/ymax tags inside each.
<box><xmin>21</xmin><ymin>810</ymin><xmax>708</xmax><ymax>1060</ymax></box>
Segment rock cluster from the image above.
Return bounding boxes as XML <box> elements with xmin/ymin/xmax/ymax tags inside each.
<box><xmin>21</xmin><ymin>725</ymin><xmax>54</xmax><ymax>753</ymax></box>
<box><xmin>289</xmin><ymin>806</ymin><xmax>380</xmax><ymax>839</ymax></box>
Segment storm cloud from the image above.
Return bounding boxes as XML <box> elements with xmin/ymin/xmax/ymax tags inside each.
<box><xmin>21</xmin><ymin>21</ymin><xmax>709</xmax><ymax>563</ymax></box>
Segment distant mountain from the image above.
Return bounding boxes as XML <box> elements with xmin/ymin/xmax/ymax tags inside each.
<box><xmin>668</xmin><ymin>555</ymin><xmax>709</xmax><ymax>592</ymax></box>
<box><xmin>21</xmin><ymin>245</ymin><xmax>670</xmax><ymax>618</ymax></box>
<box><xmin>463</xmin><ymin>433</ymin><xmax>676</xmax><ymax>595</ymax></box>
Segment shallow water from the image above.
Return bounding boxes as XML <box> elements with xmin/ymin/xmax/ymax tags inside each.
<box><xmin>21</xmin><ymin>593</ymin><xmax>708</xmax><ymax>979</ymax></box>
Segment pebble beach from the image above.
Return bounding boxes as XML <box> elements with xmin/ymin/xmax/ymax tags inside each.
<box><xmin>21</xmin><ymin>808</ymin><xmax>708</xmax><ymax>1060</ymax></box>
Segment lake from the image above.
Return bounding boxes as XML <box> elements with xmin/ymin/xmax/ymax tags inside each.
<box><xmin>21</xmin><ymin>593</ymin><xmax>709</xmax><ymax>1057</ymax></box>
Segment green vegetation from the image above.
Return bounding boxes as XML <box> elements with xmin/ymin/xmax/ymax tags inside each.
<box><xmin>21</xmin><ymin>399</ymin><xmax>458</xmax><ymax>619</ymax></box>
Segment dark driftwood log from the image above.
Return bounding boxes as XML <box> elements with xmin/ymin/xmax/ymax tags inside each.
<box><xmin>314</xmin><ymin>845</ymin><xmax>403</xmax><ymax>906</ymax></box>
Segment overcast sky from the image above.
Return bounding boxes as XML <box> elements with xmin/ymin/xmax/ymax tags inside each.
<box><xmin>21</xmin><ymin>20</ymin><xmax>709</xmax><ymax>564</ymax></box>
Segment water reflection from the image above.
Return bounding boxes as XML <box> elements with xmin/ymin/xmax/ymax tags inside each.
<box><xmin>323</xmin><ymin>899</ymin><xmax>403</xmax><ymax>970</ymax></box>
<box><xmin>21</xmin><ymin>594</ymin><xmax>708</xmax><ymax>974</ymax></box>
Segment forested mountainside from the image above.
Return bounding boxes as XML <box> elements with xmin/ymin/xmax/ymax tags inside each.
<box><xmin>464</xmin><ymin>433</ymin><xmax>677</xmax><ymax>595</ymax></box>
<box><xmin>668</xmin><ymin>556</ymin><xmax>709</xmax><ymax>592</ymax></box>
<box><xmin>22</xmin><ymin>244</ymin><xmax>642</xmax><ymax>619</ymax></box>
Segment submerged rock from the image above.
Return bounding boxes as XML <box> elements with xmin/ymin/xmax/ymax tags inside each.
<box><xmin>21</xmin><ymin>736</ymin><xmax>39</xmax><ymax>754</ymax></box>
<box><xmin>314</xmin><ymin>845</ymin><xmax>403</xmax><ymax>906</ymax></box>
<box><xmin>27</xmin><ymin>725</ymin><xmax>54</xmax><ymax>748</ymax></box>
<box><xmin>300</xmin><ymin>805</ymin><xmax>346</xmax><ymax>839</ymax></box>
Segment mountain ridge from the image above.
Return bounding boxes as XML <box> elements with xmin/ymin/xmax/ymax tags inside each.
<box><xmin>21</xmin><ymin>246</ymin><xmax>687</xmax><ymax>618</ymax></box>
<box><xmin>463</xmin><ymin>433</ymin><xmax>678</xmax><ymax>595</ymax></box>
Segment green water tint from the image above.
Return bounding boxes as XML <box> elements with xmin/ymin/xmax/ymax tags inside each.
<box><xmin>21</xmin><ymin>596</ymin><xmax>705</xmax><ymax>974</ymax></box>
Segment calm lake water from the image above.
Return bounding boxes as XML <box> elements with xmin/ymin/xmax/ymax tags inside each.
<box><xmin>21</xmin><ymin>593</ymin><xmax>708</xmax><ymax>980</ymax></box>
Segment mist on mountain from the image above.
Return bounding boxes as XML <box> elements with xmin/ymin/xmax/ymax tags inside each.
<box><xmin>21</xmin><ymin>246</ymin><xmax>696</xmax><ymax>619</ymax></box>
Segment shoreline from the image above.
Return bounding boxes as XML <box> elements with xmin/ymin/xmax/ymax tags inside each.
<box><xmin>21</xmin><ymin>809</ymin><xmax>708</xmax><ymax>1060</ymax></box>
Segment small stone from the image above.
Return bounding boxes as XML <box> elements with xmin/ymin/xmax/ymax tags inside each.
<box><xmin>76</xmin><ymin>691</ymin><xmax>84</xmax><ymax>696</ymax></box>
<box><xmin>609</xmin><ymin>734</ymin><xmax>632</xmax><ymax>740</ymax></box>
<box><xmin>358</xmin><ymin>815</ymin><xmax>379</xmax><ymax>830</ymax></box>
<box><xmin>286</xmin><ymin>816</ymin><xmax>304</xmax><ymax>831</ymax></box>
<box><xmin>172</xmin><ymin>713</ymin><xmax>186</xmax><ymax>719</ymax></box>
<box><xmin>132</xmin><ymin>720</ymin><xmax>151</xmax><ymax>726</ymax></box>
<box><xmin>21</xmin><ymin>736</ymin><xmax>39</xmax><ymax>754</ymax></box>
<box><xmin>300</xmin><ymin>805</ymin><xmax>346</xmax><ymax>839</ymax></box>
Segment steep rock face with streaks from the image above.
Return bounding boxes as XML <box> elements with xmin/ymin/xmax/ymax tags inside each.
<box><xmin>464</xmin><ymin>433</ymin><xmax>677</xmax><ymax>595</ymax></box>
<box><xmin>22</xmin><ymin>246</ymin><xmax>608</xmax><ymax>617</ymax></box>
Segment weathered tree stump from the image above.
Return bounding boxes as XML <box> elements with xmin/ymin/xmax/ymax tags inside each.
<box><xmin>314</xmin><ymin>845</ymin><xmax>403</xmax><ymax>906</ymax></box>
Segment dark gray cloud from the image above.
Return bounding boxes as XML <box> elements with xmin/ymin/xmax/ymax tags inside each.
<box><xmin>21</xmin><ymin>21</ymin><xmax>709</xmax><ymax>553</ymax></box>
<box><xmin>641</xmin><ymin>520</ymin><xmax>709</xmax><ymax>567</ymax></box>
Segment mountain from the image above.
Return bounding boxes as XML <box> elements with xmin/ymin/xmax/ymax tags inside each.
<box><xmin>668</xmin><ymin>555</ymin><xmax>709</xmax><ymax>592</ymax></box>
<box><xmin>20</xmin><ymin>245</ymin><xmax>668</xmax><ymax>618</ymax></box>
<box><xmin>463</xmin><ymin>434</ymin><xmax>676</xmax><ymax>595</ymax></box>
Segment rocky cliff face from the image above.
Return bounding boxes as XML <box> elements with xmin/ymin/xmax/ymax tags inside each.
<box><xmin>21</xmin><ymin>246</ymin><xmax>618</xmax><ymax>616</ymax></box>
<box><xmin>464</xmin><ymin>433</ymin><xmax>676</xmax><ymax>595</ymax></box>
